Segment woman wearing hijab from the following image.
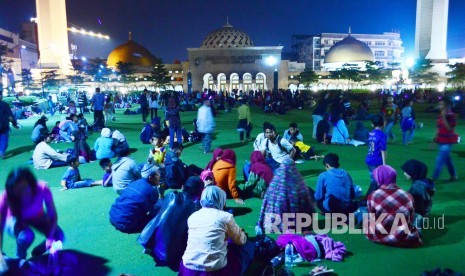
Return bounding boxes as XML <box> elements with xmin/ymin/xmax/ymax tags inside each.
<box><xmin>94</xmin><ymin>128</ymin><xmax>115</xmax><ymax>160</ymax></box>
<box><xmin>212</xmin><ymin>149</ymin><xmax>244</xmax><ymax>205</ymax></box>
<box><xmin>365</xmin><ymin>165</ymin><xmax>422</xmax><ymax>247</ymax></box>
<box><xmin>180</xmin><ymin>186</ymin><xmax>253</xmax><ymax>275</ymax></box>
<box><xmin>244</xmin><ymin>151</ymin><xmax>273</xmax><ymax>198</ymax></box>
<box><xmin>401</xmin><ymin>159</ymin><xmax>435</xmax><ymax>217</ymax></box>
<box><xmin>205</xmin><ymin>148</ymin><xmax>223</xmax><ymax>171</ymax></box>
<box><xmin>256</xmin><ymin>157</ymin><xmax>314</xmax><ymax>234</ymax></box>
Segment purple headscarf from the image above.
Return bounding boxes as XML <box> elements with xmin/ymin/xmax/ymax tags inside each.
<box><xmin>205</xmin><ymin>148</ymin><xmax>223</xmax><ymax>170</ymax></box>
<box><xmin>373</xmin><ymin>165</ymin><xmax>397</xmax><ymax>187</ymax></box>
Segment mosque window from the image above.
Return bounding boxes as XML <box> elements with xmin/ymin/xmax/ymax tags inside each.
<box><xmin>375</xmin><ymin>41</ymin><xmax>385</xmax><ymax>46</ymax></box>
<box><xmin>387</xmin><ymin>51</ymin><xmax>393</xmax><ymax>57</ymax></box>
<box><xmin>365</xmin><ymin>41</ymin><xmax>372</xmax><ymax>46</ymax></box>
<box><xmin>374</xmin><ymin>51</ymin><xmax>385</xmax><ymax>57</ymax></box>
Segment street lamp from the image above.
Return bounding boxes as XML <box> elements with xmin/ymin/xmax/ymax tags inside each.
<box><xmin>71</xmin><ymin>44</ymin><xmax>77</xmax><ymax>86</ymax></box>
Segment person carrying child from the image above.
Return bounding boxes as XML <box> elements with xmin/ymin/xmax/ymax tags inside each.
<box><xmin>61</xmin><ymin>156</ymin><xmax>101</xmax><ymax>190</ymax></box>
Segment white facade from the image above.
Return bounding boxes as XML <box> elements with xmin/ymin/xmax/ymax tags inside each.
<box><xmin>292</xmin><ymin>32</ymin><xmax>404</xmax><ymax>71</ymax></box>
<box><xmin>35</xmin><ymin>0</ymin><xmax>72</xmax><ymax>73</ymax></box>
<box><xmin>414</xmin><ymin>0</ymin><xmax>449</xmax><ymax>61</ymax></box>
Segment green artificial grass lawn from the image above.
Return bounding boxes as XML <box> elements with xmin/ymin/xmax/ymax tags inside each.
<box><xmin>0</xmin><ymin>103</ymin><xmax>464</xmax><ymax>276</ymax></box>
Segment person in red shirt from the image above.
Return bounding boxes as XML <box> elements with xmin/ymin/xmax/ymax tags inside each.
<box><xmin>432</xmin><ymin>97</ymin><xmax>458</xmax><ymax>182</ymax></box>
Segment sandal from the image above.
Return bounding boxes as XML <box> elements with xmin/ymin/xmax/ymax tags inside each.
<box><xmin>310</xmin><ymin>265</ymin><xmax>334</xmax><ymax>276</ymax></box>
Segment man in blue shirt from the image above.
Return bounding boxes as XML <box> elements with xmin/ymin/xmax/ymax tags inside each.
<box><xmin>90</xmin><ymin>87</ymin><xmax>105</xmax><ymax>124</ymax></box>
<box><xmin>109</xmin><ymin>163</ymin><xmax>160</xmax><ymax>233</ymax></box>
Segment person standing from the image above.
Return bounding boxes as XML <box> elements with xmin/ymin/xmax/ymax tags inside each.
<box><xmin>312</xmin><ymin>92</ymin><xmax>331</xmax><ymax>139</ymax></box>
<box><xmin>77</xmin><ymin>91</ymin><xmax>87</xmax><ymax>114</ymax></box>
<box><xmin>149</xmin><ymin>92</ymin><xmax>159</xmax><ymax>120</ymax></box>
<box><xmin>381</xmin><ymin>95</ymin><xmax>398</xmax><ymax>143</ymax></box>
<box><xmin>165</xmin><ymin>96</ymin><xmax>183</xmax><ymax>148</ymax></box>
<box><xmin>237</xmin><ymin>99</ymin><xmax>252</xmax><ymax>143</ymax></box>
<box><xmin>47</xmin><ymin>95</ymin><xmax>55</xmax><ymax>116</ymax></box>
<box><xmin>0</xmin><ymin>94</ymin><xmax>19</xmax><ymax>159</ymax></box>
<box><xmin>196</xmin><ymin>98</ymin><xmax>215</xmax><ymax>154</ymax></box>
<box><xmin>139</xmin><ymin>89</ymin><xmax>149</xmax><ymax>123</ymax></box>
<box><xmin>90</xmin><ymin>87</ymin><xmax>105</xmax><ymax>124</ymax></box>
<box><xmin>432</xmin><ymin>97</ymin><xmax>458</xmax><ymax>182</ymax></box>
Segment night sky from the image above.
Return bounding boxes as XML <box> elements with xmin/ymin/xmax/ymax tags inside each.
<box><xmin>1</xmin><ymin>0</ymin><xmax>464</xmax><ymax>63</ymax></box>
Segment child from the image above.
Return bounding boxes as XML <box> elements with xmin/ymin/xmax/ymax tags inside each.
<box><xmin>164</xmin><ymin>142</ymin><xmax>203</xmax><ymax>189</ymax></box>
<box><xmin>67</xmin><ymin>101</ymin><xmax>77</xmax><ymax>115</ymax></box>
<box><xmin>148</xmin><ymin>131</ymin><xmax>167</xmax><ymax>166</ymax></box>
<box><xmin>61</xmin><ymin>156</ymin><xmax>100</xmax><ymax>190</ymax></box>
<box><xmin>401</xmin><ymin>159</ymin><xmax>435</xmax><ymax>218</ymax></box>
<box><xmin>400</xmin><ymin>99</ymin><xmax>416</xmax><ymax>145</ymax></box>
<box><xmin>99</xmin><ymin>158</ymin><xmax>113</xmax><ymax>187</ymax></box>
<box><xmin>200</xmin><ymin>169</ymin><xmax>216</xmax><ymax>187</ymax></box>
<box><xmin>365</xmin><ymin>114</ymin><xmax>387</xmax><ymax>196</ymax></box>
<box><xmin>51</xmin><ymin>121</ymin><xmax>61</xmax><ymax>142</ymax></box>
<box><xmin>283</xmin><ymin>122</ymin><xmax>303</xmax><ymax>142</ymax></box>
<box><xmin>77</xmin><ymin>113</ymin><xmax>90</xmax><ymax>133</ymax></box>
<box><xmin>289</xmin><ymin>137</ymin><xmax>324</xmax><ymax>161</ymax></box>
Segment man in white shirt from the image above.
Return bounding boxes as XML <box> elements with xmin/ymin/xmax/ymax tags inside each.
<box><xmin>196</xmin><ymin>99</ymin><xmax>215</xmax><ymax>153</ymax></box>
<box><xmin>260</xmin><ymin>124</ymin><xmax>296</xmax><ymax>171</ymax></box>
<box><xmin>33</xmin><ymin>134</ymin><xmax>69</xmax><ymax>169</ymax></box>
<box><xmin>253</xmin><ymin>121</ymin><xmax>271</xmax><ymax>151</ymax></box>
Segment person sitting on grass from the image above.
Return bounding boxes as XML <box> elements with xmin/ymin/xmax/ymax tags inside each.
<box><xmin>59</xmin><ymin>114</ymin><xmax>79</xmax><ymax>142</ymax></box>
<box><xmin>253</xmin><ymin>121</ymin><xmax>272</xmax><ymax>150</ymax></box>
<box><xmin>314</xmin><ymin>153</ymin><xmax>358</xmax><ymax>214</ymax></box>
<box><xmin>200</xmin><ymin>169</ymin><xmax>216</xmax><ymax>187</ymax></box>
<box><xmin>180</xmin><ymin>185</ymin><xmax>254</xmax><ymax>275</ymax></box>
<box><xmin>109</xmin><ymin>163</ymin><xmax>161</xmax><ymax>234</ymax></box>
<box><xmin>260</xmin><ymin>124</ymin><xmax>296</xmax><ymax>172</ymax></box>
<box><xmin>111</xmin><ymin>130</ymin><xmax>130</xmax><ymax>158</ymax></box>
<box><xmin>0</xmin><ymin>167</ymin><xmax>64</xmax><ymax>270</ymax></box>
<box><xmin>31</xmin><ymin>116</ymin><xmax>49</xmax><ymax>145</ymax></box>
<box><xmin>401</xmin><ymin>159</ymin><xmax>435</xmax><ymax>218</ymax></box>
<box><xmin>283</xmin><ymin>122</ymin><xmax>303</xmax><ymax>142</ymax></box>
<box><xmin>289</xmin><ymin>137</ymin><xmax>324</xmax><ymax>161</ymax></box>
<box><xmin>32</xmin><ymin>133</ymin><xmax>69</xmax><ymax>170</ymax></box>
<box><xmin>138</xmin><ymin>176</ymin><xmax>204</xmax><ymax>272</ymax></box>
<box><xmin>256</xmin><ymin>156</ymin><xmax>315</xmax><ymax>234</ymax></box>
<box><xmin>365</xmin><ymin>165</ymin><xmax>422</xmax><ymax>247</ymax></box>
<box><xmin>164</xmin><ymin>142</ymin><xmax>203</xmax><ymax>190</ymax></box>
<box><xmin>316</xmin><ymin>113</ymin><xmax>331</xmax><ymax>144</ymax></box>
<box><xmin>112</xmin><ymin>147</ymin><xmax>141</xmax><ymax>194</ymax></box>
<box><xmin>60</xmin><ymin>156</ymin><xmax>101</xmax><ymax>190</ymax></box>
<box><xmin>147</xmin><ymin>131</ymin><xmax>167</xmax><ymax>167</ymax></box>
<box><xmin>244</xmin><ymin>151</ymin><xmax>273</xmax><ymax>198</ymax></box>
<box><xmin>99</xmin><ymin>158</ymin><xmax>113</xmax><ymax>187</ymax></box>
<box><xmin>94</xmin><ymin>128</ymin><xmax>115</xmax><ymax>160</ymax></box>
<box><xmin>71</xmin><ymin>130</ymin><xmax>93</xmax><ymax>163</ymax></box>
<box><xmin>140</xmin><ymin>117</ymin><xmax>161</xmax><ymax>144</ymax></box>
<box><xmin>212</xmin><ymin>149</ymin><xmax>245</xmax><ymax>205</ymax></box>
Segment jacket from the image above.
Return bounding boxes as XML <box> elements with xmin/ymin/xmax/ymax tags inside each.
<box><xmin>164</xmin><ymin>151</ymin><xmax>186</xmax><ymax>189</ymax></box>
<box><xmin>315</xmin><ymin>168</ymin><xmax>355</xmax><ymax>213</ymax></box>
<box><xmin>196</xmin><ymin>105</ymin><xmax>215</xmax><ymax>133</ymax></box>
<box><xmin>212</xmin><ymin>160</ymin><xmax>239</xmax><ymax>199</ymax></box>
<box><xmin>138</xmin><ymin>191</ymin><xmax>200</xmax><ymax>271</ymax></box>
<box><xmin>33</xmin><ymin>142</ymin><xmax>69</xmax><ymax>169</ymax></box>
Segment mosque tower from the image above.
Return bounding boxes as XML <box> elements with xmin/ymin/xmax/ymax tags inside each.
<box><xmin>414</xmin><ymin>0</ymin><xmax>449</xmax><ymax>62</ymax></box>
<box><xmin>35</xmin><ymin>0</ymin><xmax>72</xmax><ymax>74</ymax></box>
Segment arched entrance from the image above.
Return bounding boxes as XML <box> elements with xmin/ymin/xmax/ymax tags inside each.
<box><xmin>256</xmin><ymin>73</ymin><xmax>266</xmax><ymax>91</ymax></box>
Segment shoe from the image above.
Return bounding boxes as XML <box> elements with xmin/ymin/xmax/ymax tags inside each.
<box><xmin>449</xmin><ymin>176</ymin><xmax>458</xmax><ymax>182</ymax></box>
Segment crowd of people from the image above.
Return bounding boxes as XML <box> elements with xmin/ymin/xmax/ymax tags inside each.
<box><xmin>0</xmin><ymin>87</ymin><xmax>460</xmax><ymax>274</ymax></box>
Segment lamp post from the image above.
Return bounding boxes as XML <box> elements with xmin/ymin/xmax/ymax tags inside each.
<box><xmin>71</xmin><ymin>44</ymin><xmax>77</xmax><ymax>87</ymax></box>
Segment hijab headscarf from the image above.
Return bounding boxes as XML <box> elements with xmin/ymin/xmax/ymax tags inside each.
<box><xmin>200</xmin><ymin>185</ymin><xmax>226</xmax><ymax>210</ymax></box>
<box><xmin>205</xmin><ymin>148</ymin><xmax>223</xmax><ymax>170</ymax></box>
<box><xmin>112</xmin><ymin>130</ymin><xmax>126</xmax><ymax>142</ymax></box>
<box><xmin>101</xmin><ymin>128</ymin><xmax>111</xmax><ymax>138</ymax></box>
<box><xmin>200</xmin><ymin>170</ymin><xmax>215</xmax><ymax>184</ymax></box>
<box><xmin>250</xmin><ymin>151</ymin><xmax>273</xmax><ymax>184</ymax></box>
<box><xmin>220</xmin><ymin>149</ymin><xmax>236</xmax><ymax>166</ymax></box>
<box><xmin>401</xmin><ymin>159</ymin><xmax>428</xmax><ymax>181</ymax></box>
<box><xmin>373</xmin><ymin>165</ymin><xmax>397</xmax><ymax>187</ymax></box>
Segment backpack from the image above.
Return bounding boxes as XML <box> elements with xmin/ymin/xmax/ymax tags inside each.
<box><xmin>266</xmin><ymin>135</ymin><xmax>289</xmax><ymax>154</ymax></box>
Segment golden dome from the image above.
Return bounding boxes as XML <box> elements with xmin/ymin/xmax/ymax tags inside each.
<box><xmin>201</xmin><ymin>22</ymin><xmax>254</xmax><ymax>48</ymax></box>
<box><xmin>324</xmin><ymin>36</ymin><xmax>374</xmax><ymax>63</ymax></box>
<box><xmin>107</xmin><ymin>33</ymin><xmax>156</xmax><ymax>67</ymax></box>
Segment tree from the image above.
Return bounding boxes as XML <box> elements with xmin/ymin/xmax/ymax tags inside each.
<box><xmin>409</xmin><ymin>58</ymin><xmax>438</xmax><ymax>85</ymax></box>
<box><xmin>41</xmin><ymin>70</ymin><xmax>61</xmax><ymax>91</ymax></box>
<box><xmin>150</xmin><ymin>57</ymin><xmax>171</xmax><ymax>89</ymax></box>
<box><xmin>447</xmin><ymin>63</ymin><xmax>465</xmax><ymax>88</ymax></box>
<box><xmin>297</xmin><ymin>69</ymin><xmax>318</xmax><ymax>90</ymax></box>
<box><xmin>115</xmin><ymin>61</ymin><xmax>135</xmax><ymax>83</ymax></box>
<box><xmin>20</xmin><ymin>69</ymin><xmax>33</xmax><ymax>89</ymax></box>
<box><xmin>85</xmin><ymin>58</ymin><xmax>111</xmax><ymax>82</ymax></box>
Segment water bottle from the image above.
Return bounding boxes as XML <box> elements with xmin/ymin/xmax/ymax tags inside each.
<box><xmin>284</xmin><ymin>241</ymin><xmax>294</xmax><ymax>268</ymax></box>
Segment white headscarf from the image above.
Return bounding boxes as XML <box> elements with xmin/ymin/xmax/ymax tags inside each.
<box><xmin>112</xmin><ymin>129</ymin><xmax>125</xmax><ymax>142</ymax></box>
<box><xmin>200</xmin><ymin>185</ymin><xmax>226</xmax><ymax>210</ymax></box>
<box><xmin>101</xmin><ymin>128</ymin><xmax>111</xmax><ymax>138</ymax></box>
